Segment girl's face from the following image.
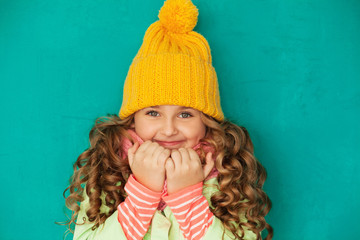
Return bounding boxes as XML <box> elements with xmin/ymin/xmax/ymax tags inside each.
<box><xmin>133</xmin><ymin>105</ymin><xmax>206</xmax><ymax>149</ymax></box>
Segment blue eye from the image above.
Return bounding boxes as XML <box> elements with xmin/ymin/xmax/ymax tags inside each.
<box><xmin>146</xmin><ymin>111</ymin><xmax>159</xmax><ymax>117</ymax></box>
<box><xmin>179</xmin><ymin>112</ymin><xmax>192</xmax><ymax>118</ymax></box>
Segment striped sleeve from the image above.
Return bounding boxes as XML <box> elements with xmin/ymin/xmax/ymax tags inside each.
<box><xmin>117</xmin><ymin>174</ymin><xmax>162</xmax><ymax>240</ymax></box>
<box><xmin>163</xmin><ymin>182</ymin><xmax>214</xmax><ymax>240</ymax></box>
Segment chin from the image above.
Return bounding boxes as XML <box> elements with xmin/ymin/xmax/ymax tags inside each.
<box><xmin>163</xmin><ymin>146</ymin><xmax>181</xmax><ymax>150</ymax></box>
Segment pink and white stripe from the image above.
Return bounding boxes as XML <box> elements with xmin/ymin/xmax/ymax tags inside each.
<box><xmin>117</xmin><ymin>175</ymin><xmax>162</xmax><ymax>240</ymax></box>
<box><xmin>117</xmin><ymin>175</ymin><xmax>214</xmax><ymax>240</ymax></box>
<box><xmin>163</xmin><ymin>182</ymin><xmax>214</xmax><ymax>240</ymax></box>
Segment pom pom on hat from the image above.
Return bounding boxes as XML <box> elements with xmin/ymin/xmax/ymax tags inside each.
<box><xmin>158</xmin><ymin>0</ymin><xmax>198</xmax><ymax>34</ymax></box>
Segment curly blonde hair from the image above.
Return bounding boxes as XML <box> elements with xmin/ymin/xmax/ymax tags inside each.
<box><xmin>63</xmin><ymin>113</ymin><xmax>273</xmax><ymax>239</ymax></box>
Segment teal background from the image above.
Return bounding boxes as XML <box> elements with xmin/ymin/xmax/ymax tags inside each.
<box><xmin>1</xmin><ymin>0</ymin><xmax>359</xmax><ymax>239</ymax></box>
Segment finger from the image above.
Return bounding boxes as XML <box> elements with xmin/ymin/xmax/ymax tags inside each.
<box><xmin>137</xmin><ymin>140</ymin><xmax>153</xmax><ymax>153</ymax></box>
<box><xmin>170</xmin><ymin>149</ymin><xmax>182</xmax><ymax>168</ymax></box>
<box><xmin>151</xmin><ymin>144</ymin><xmax>164</xmax><ymax>158</ymax></box>
<box><xmin>179</xmin><ymin>148</ymin><xmax>191</xmax><ymax>164</ymax></box>
<box><xmin>203</xmin><ymin>152</ymin><xmax>215</xmax><ymax>178</ymax></box>
<box><xmin>127</xmin><ymin>142</ymin><xmax>140</xmax><ymax>166</ymax></box>
<box><xmin>156</xmin><ymin>148</ymin><xmax>171</xmax><ymax>166</ymax></box>
<box><xmin>151</xmin><ymin>145</ymin><xmax>169</xmax><ymax>164</ymax></box>
<box><xmin>138</xmin><ymin>141</ymin><xmax>158</xmax><ymax>160</ymax></box>
<box><xmin>165</xmin><ymin>158</ymin><xmax>175</xmax><ymax>174</ymax></box>
<box><xmin>187</xmin><ymin>148</ymin><xmax>201</xmax><ymax>164</ymax></box>
<box><xmin>145</xmin><ymin>142</ymin><xmax>160</xmax><ymax>156</ymax></box>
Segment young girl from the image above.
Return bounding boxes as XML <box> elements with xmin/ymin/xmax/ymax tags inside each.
<box><xmin>64</xmin><ymin>0</ymin><xmax>273</xmax><ymax>239</ymax></box>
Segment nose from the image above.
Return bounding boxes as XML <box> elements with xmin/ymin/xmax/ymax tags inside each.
<box><xmin>161</xmin><ymin>118</ymin><xmax>178</xmax><ymax>136</ymax></box>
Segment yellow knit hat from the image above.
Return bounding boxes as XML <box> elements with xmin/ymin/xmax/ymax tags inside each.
<box><xmin>119</xmin><ymin>0</ymin><xmax>224</xmax><ymax>121</ymax></box>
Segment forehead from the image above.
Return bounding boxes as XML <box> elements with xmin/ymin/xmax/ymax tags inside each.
<box><xmin>145</xmin><ymin>105</ymin><xmax>196</xmax><ymax>111</ymax></box>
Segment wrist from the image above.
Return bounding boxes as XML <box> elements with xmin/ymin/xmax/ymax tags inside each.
<box><xmin>132</xmin><ymin>174</ymin><xmax>164</xmax><ymax>193</ymax></box>
<box><xmin>163</xmin><ymin>181</ymin><xmax>204</xmax><ymax>204</ymax></box>
<box><xmin>166</xmin><ymin>181</ymin><xmax>203</xmax><ymax>195</ymax></box>
<box><xmin>129</xmin><ymin>174</ymin><xmax>164</xmax><ymax>194</ymax></box>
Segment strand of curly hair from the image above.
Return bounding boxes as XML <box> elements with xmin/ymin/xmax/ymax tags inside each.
<box><xmin>200</xmin><ymin>114</ymin><xmax>273</xmax><ymax>239</ymax></box>
<box><xmin>63</xmin><ymin>114</ymin><xmax>133</xmax><ymax>232</ymax></box>
<box><xmin>63</xmin><ymin>113</ymin><xmax>272</xmax><ymax>239</ymax></box>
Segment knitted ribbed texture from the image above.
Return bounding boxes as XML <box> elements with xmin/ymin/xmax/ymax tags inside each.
<box><xmin>119</xmin><ymin>0</ymin><xmax>224</xmax><ymax>121</ymax></box>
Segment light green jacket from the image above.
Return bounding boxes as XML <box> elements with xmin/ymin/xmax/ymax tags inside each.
<box><xmin>74</xmin><ymin>178</ymin><xmax>256</xmax><ymax>240</ymax></box>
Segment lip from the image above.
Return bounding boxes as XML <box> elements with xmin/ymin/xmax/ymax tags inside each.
<box><xmin>155</xmin><ymin>140</ymin><xmax>184</xmax><ymax>148</ymax></box>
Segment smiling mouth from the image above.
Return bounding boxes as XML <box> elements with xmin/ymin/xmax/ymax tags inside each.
<box><xmin>155</xmin><ymin>140</ymin><xmax>184</xmax><ymax>148</ymax></box>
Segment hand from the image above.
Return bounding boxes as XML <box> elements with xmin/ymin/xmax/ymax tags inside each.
<box><xmin>128</xmin><ymin>141</ymin><xmax>170</xmax><ymax>192</ymax></box>
<box><xmin>165</xmin><ymin>148</ymin><xmax>214</xmax><ymax>194</ymax></box>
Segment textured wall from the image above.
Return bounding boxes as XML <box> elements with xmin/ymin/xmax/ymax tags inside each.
<box><xmin>1</xmin><ymin>0</ymin><xmax>359</xmax><ymax>239</ymax></box>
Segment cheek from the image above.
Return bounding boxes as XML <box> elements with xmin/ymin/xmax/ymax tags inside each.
<box><xmin>185</xmin><ymin>122</ymin><xmax>206</xmax><ymax>141</ymax></box>
<box><xmin>134</xmin><ymin>120</ymin><xmax>153</xmax><ymax>140</ymax></box>
<box><xmin>198</xmin><ymin>125</ymin><xmax>207</xmax><ymax>139</ymax></box>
